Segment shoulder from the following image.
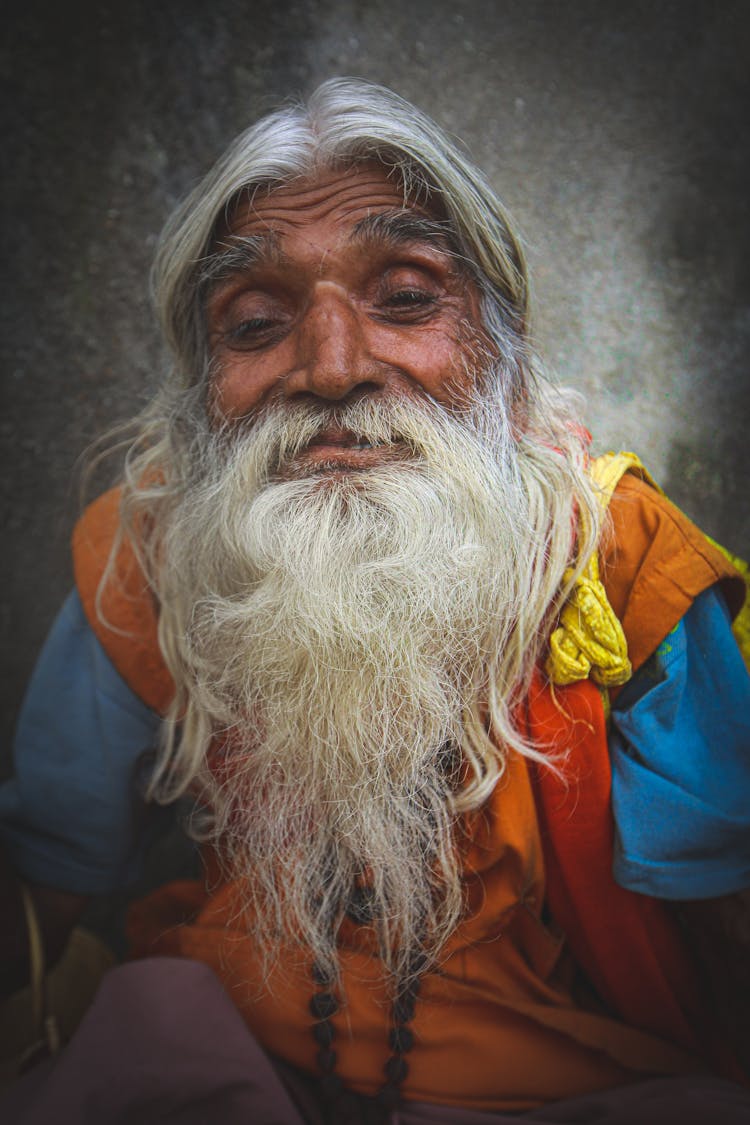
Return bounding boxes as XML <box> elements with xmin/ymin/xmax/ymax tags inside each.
<box><xmin>72</xmin><ymin>488</ymin><xmax>173</xmax><ymax>715</ymax></box>
<box><xmin>601</xmin><ymin>473</ymin><xmax>745</xmax><ymax>671</ymax></box>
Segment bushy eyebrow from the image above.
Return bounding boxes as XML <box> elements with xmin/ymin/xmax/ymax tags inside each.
<box><xmin>350</xmin><ymin>210</ymin><xmax>460</xmax><ymax>257</ymax></box>
<box><xmin>199</xmin><ymin>211</ymin><xmax>462</xmax><ymax>302</ymax></box>
<box><xmin>198</xmin><ymin>233</ymin><xmax>284</xmax><ymax>298</ymax></box>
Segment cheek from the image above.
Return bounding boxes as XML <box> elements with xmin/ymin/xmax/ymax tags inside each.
<box><xmin>398</xmin><ymin>291</ymin><xmax>487</xmax><ymax>406</ymax></box>
<box><xmin>396</xmin><ymin>331</ymin><xmax>478</xmax><ymax>406</ymax></box>
<box><xmin>207</xmin><ymin>346</ymin><xmax>291</xmax><ymax>420</ymax></box>
<box><xmin>208</xmin><ymin>361</ymin><xmax>267</xmax><ymax>421</ymax></box>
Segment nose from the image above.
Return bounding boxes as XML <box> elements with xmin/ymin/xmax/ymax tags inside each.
<box><xmin>284</xmin><ymin>285</ymin><xmax>385</xmax><ymax>402</ymax></box>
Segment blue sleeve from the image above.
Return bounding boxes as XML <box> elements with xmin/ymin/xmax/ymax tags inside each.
<box><xmin>0</xmin><ymin>591</ymin><xmax>165</xmax><ymax>894</ymax></box>
<box><xmin>609</xmin><ymin>584</ymin><xmax>750</xmax><ymax>901</ymax></box>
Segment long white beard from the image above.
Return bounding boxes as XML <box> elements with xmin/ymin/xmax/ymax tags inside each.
<box><xmin>151</xmin><ymin>386</ymin><xmax>582</xmax><ymax>985</ymax></box>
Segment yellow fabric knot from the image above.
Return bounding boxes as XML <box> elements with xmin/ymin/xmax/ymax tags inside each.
<box><xmin>545</xmin><ymin>449</ymin><xmax>750</xmax><ymax>702</ymax></box>
<box><xmin>547</xmin><ymin>568</ymin><xmax>632</xmax><ymax>688</ymax></box>
<box><xmin>545</xmin><ymin>452</ymin><xmax>645</xmax><ymax>693</ymax></box>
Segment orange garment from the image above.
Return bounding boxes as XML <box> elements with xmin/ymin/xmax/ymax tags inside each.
<box><xmin>599</xmin><ymin>472</ymin><xmax>743</xmax><ymax>670</ymax></box>
<box><xmin>72</xmin><ymin>490</ymin><xmax>173</xmax><ymax>715</ymax></box>
<box><xmin>74</xmin><ymin>471</ymin><xmax>744</xmax><ymax>1109</ymax></box>
<box><xmin>129</xmin><ymin>730</ymin><xmax>702</xmax><ymax>1111</ymax></box>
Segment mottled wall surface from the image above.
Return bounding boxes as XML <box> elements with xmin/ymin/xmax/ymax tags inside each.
<box><xmin>2</xmin><ymin>0</ymin><xmax>749</xmax><ymax>753</ymax></box>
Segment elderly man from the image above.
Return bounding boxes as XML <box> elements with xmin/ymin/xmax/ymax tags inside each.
<box><xmin>2</xmin><ymin>79</ymin><xmax>750</xmax><ymax>1123</ymax></box>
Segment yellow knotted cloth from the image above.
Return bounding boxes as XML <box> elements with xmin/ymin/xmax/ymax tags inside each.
<box><xmin>545</xmin><ymin>450</ymin><xmax>750</xmax><ymax>692</ymax></box>
<box><xmin>544</xmin><ymin>453</ymin><xmax>651</xmax><ymax>691</ymax></box>
<box><xmin>547</xmin><ymin>565</ymin><xmax>632</xmax><ymax>688</ymax></box>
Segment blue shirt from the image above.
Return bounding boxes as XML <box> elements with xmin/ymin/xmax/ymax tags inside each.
<box><xmin>1</xmin><ymin>585</ymin><xmax>749</xmax><ymax>898</ymax></box>
<box><xmin>610</xmin><ymin>583</ymin><xmax>750</xmax><ymax>899</ymax></box>
<box><xmin>0</xmin><ymin>592</ymin><xmax>163</xmax><ymax>893</ymax></box>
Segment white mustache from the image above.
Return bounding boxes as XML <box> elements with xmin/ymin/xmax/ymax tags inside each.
<box><xmin>233</xmin><ymin>394</ymin><xmax>470</xmax><ymax>480</ymax></box>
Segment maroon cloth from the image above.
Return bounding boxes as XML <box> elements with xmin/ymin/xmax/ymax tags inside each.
<box><xmin>1</xmin><ymin>959</ymin><xmax>748</xmax><ymax>1124</ymax></box>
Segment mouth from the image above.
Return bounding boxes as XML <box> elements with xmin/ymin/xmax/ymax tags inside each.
<box><xmin>307</xmin><ymin>427</ymin><xmax>378</xmax><ymax>450</ymax></box>
<box><xmin>285</xmin><ymin>427</ymin><xmax>408</xmax><ymax>475</ymax></box>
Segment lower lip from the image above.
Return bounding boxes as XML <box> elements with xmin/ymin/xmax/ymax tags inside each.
<box><xmin>288</xmin><ymin>442</ymin><xmax>406</xmax><ymax>474</ymax></box>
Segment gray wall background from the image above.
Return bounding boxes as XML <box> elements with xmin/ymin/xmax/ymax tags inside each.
<box><xmin>2</xmin><ymin>0</ymin><xmax>749</xmax><ymax>755</ymax></box>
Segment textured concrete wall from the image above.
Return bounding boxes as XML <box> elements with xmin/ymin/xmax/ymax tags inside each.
<box><xmin>2</xmin><ymin>0</ymin><xmax>749</xmax><ymax>752</ymax></box>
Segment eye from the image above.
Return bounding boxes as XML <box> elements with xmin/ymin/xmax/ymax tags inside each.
<box><xmin>384</xmin><ymin>288</ymin><xmax>435</xmax><ymax>306</ymax></box>
<box><xmin>224</xmin><ymin>316</ymin><xmax>284</xmax><ymax>350</ymax></box>
<box><xmin>378</xmin><ymin>288</ymin><xmax>438</xmax><ymax>320</ymax></box>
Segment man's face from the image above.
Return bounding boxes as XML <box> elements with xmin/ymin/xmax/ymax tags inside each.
<box><xmin>205</xmin><ymin>164</ymin><xmax>485</xmax><ymax>473</ymax></box>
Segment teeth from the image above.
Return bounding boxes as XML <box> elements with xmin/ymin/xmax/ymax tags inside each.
<box><xmin>351</xmin><ymin>441</ymin><xmax>373</xmax><ymax>450</ymax></box>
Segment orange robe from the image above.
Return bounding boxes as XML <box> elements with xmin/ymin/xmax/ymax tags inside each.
<box><xmin>73</xmin><ymin>472</ymin><xmax>744</xmax><ymax>1110</ymax></box>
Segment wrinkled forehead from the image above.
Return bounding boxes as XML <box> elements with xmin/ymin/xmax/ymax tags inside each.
<box><xmin>220</xmin><ymin>161</ymin><xmax>444</xmax><ymax>243</ymax></box>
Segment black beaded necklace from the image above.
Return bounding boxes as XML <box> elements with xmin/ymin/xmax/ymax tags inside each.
<box><xmin>310</xmin><ymin>955</ymin><xmax>423</xmax><ymax>1124</ymax></box>
<box><xmin>309</xmin><ymin>881</ymin><xmax>429</xmax><ymax>1124</ymax></box>
<box><xmin>306</xmin><ymin>753</ymin><xmax>459</xmax><ymax>1123</ymax></box>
